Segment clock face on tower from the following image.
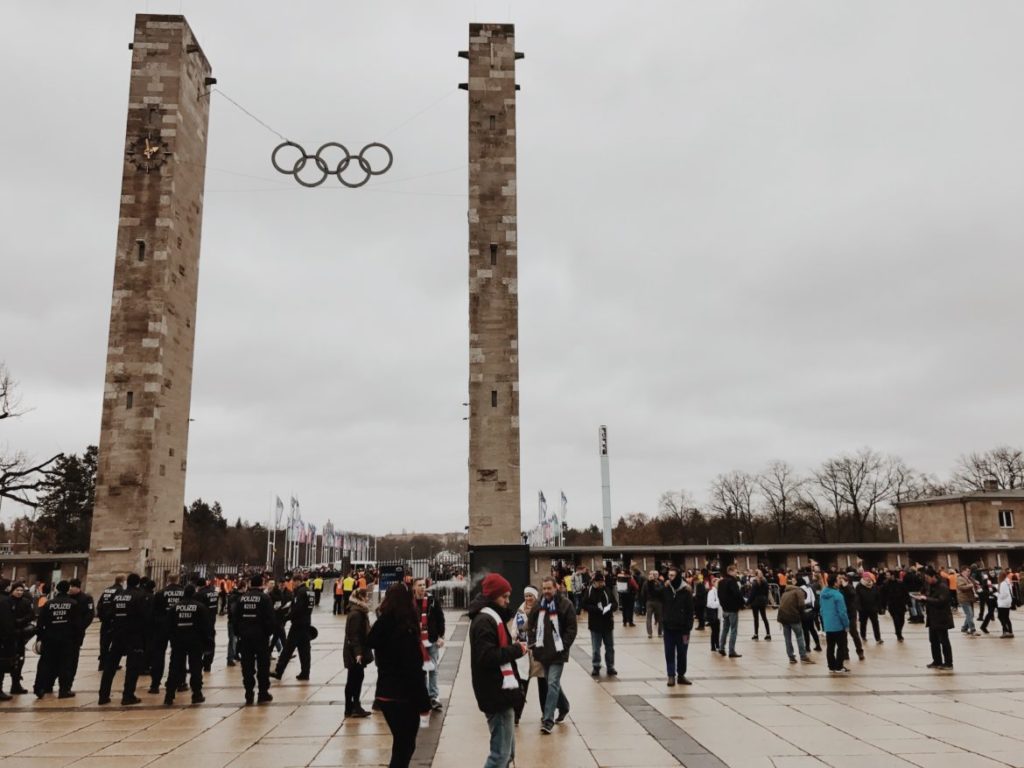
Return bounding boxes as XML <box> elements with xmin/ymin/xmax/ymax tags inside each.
<box><xmin>127</xmin><ymin>133</ymin><xmax>169</xmax><ymax>172</ymax></box>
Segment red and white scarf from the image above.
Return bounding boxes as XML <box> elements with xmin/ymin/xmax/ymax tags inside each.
<box><xmin>481</xmin><ymin>607</ymin><xmax>519</xmax><ymax>690</ymax></box>
<box><xmin>536</xmin><ymin>597</ymin><xmax>564</xmax><ymax>652</ymax></box>
<box><xmin>418</xmin><ymin>597</ymin><xmax>435</xmax><ymax>672</ymax></box>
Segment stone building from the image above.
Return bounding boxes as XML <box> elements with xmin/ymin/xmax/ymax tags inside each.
<box><xmin>87</xmin><ymin>15</ymin><xmax>212</xmax><ymax>590</ymax></box>
<box><xmin>895</xmin><ymin>488</ymin><xmax>1024</xmax><ymax>545</ymax></box>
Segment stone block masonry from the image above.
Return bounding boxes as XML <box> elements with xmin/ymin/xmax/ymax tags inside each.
<box><xmin>88</xmin><ymin>15</ymin><xmax>212</xmax><ymax>590</ymax></box>
<box><xmin>465</xmin><ymin>23</ymin><xmax>523</xmax><ymax>546</ymax></box>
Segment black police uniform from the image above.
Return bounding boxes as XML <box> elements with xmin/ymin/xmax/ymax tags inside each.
<box><xmin>232</xmin><ymin>586</ymin><xmax>276</xmax><ymax>703</ymax></box>
<box><xmin>96</xmin><ymin>581</ymin><xmax>122</xmax><ymax>671</ymax></box>
<box><xmin>274</xmin><ymin>584</ymin><xmax>312</xmax><ymax>679</ymax></box>
<box><xmin>165</xmin><ymin>593</ymin><xmax>211</xmax><ymax>704</ymax></box>
<box><xmin>34</xmin><ymin>591</ymin><xmax>82</xmax><ymax>697</ymax></box>
<box><xmin>70</xmin><ymin>589</ymin><xmax>94</xmax><ymax>683</ymax></box>
<box><xmin>149</xmin><ymin>582</ymin><xmax>186</xmax><ymax>692</ymax></box>
<box><xmin>197</xmin><ymin>583</ymin><xmax>219</xmax><ymax>671</ymax></box>
<box><xmin>98</xmin><ymin>584</ymin><xmax>150</xmax><ymax>704</ymax></box>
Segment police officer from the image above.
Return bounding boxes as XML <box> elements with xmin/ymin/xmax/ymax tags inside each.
<box><xmin>98</xmin><ymin>572</ymin><xmax>149</xmax><ymax>705</ymax></box>
<box><xmin>232</xmin><ymin>574</ymin><xmax>275</xmax><ymax>705</ymax></box>
<box><xmin>164</xmin><ymin>583</ymin><xmax>211</xmax><ymax>705</ymax></box>
<box><xmin>149</xmin><ymin>574</ymin><xmax>186</xmax><ymax>693</ymax></box>
<box><xmin>96</xmin><ymin>575</ymin><xmax>124</xmax><ymax>671</ymax></box>
<box><xmin>196</xmin><ymin>576</ymin><xmax>220</xmax><ymax>671</ymax></box>
<box><xmin>33</xmin><ymin>580</ymin><xmax>82</xmax><ymax>698</ymax></box>
<box><xmin>68</xmin><ymin>578</ymin><xmax>94</xmax><ymax>685</ymax></box>
<box><xmin>271</xmin><ymin>572</ymin><xmax>313</xmax><ymax>681</ymax></box>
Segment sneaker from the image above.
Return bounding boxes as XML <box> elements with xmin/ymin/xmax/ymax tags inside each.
<box><xmin>257</xmin><ymin>692</ymin><xmax>274</xmax><ymax>704</ymax></box>
<box><xmin>591</xmin><ymin>668</ymin><xmax>600</xmax><ymax>677</ymax></box>
<box><xmin>751</xmin><ymin>635</ymin><xmax>759</xmax><ymax>641</ymax></box>
<box><xmin>430</xmin><ymin>699</ymin><xmax>443</xmax><ymax>711</ymax></box>
<box><xmin>351</xmin><ymin>708</ymin><xmax>371</xmax><ymax>718</ymax></box>
<box><xmin>926</xmin><ymin>662</ymin><xmax>943</xmax><ymax>669</ymax></box>
<box><xmin>897</xmin><ymin>637</ymin><xmax>904</xmax><ymax>642</ymax></box>
<box><xmin>800</xmin><ymin>656</ymin><xmax>815</xmax><ymax>664</ymax></box>
<box><xmin>667</xmin><ymin>677</ymin><xmax>676</xmax><ymax>687</ymax></box>
<box><xmin>876</xmin><ymin>639</ymin><xmax>884</xmax><ymax>644</ymax></box>
<box><xmin>981</xmin><ymin>627</ymin><xmax>989</xmax><ymax>634</ymax></box>
<box><xmin>269</xmin><ymin>671</ymin><xmax>282</xmax><ymax>680</ymax></box>
<box><xmin>940</xmin><ymin>664</ymin><xmax>954</xmax><ymax>670</ymax></box>
<box><xmin>245</xmin><ymin>692</ymin><xmax>255</xmax><ymax>706</ymax></box>
<box><xmin>718</xmin><ymin>649</ymin><xmax>726</xmax><ymax>656</ymax></box>
<box><xmin>677</xmin><ymin>676</ymin><xmax>692</xmax><ymax>685</ymax></box>
<box><xmin>555</xmin><ymin>708</ymin><xmax>569</xmax><ymax>723</ymax></box>
<box><xmin>607</xmin><ymin>668</ymin><xmax>618</xmax><ymax>676</ymax></box>
<box><xmin>728</xmin><ymin>653</ymin><xmax>742</xmax><ymax>658</ymax></box>
<box><xmin>540</xmin><ymin>721</ymin><xmax>553</xmax><ymax>734</ymax></box>
<box><xmin>789</xmin><ymin>657</ymin><xmax>798</xmax><ymax>664</ymax></box>
<box><xmin>227</xmin><ymin>660</ymin><xmax>236</xmax><ymax>667</ymax></box>
<box><xmin>764</xmin><ymin>636</ymin><xmax>771</xmax><ymax>642</ymax></box>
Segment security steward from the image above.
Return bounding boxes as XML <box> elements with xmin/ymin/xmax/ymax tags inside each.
<box><xmin>232</xmin><ymin>574</ymin><xmax>276</xmax><ymax>705</ymax></box>
<box><xmin>149</xmin><ymin>574</ymin><xmax>186</xmax><ymax>693</ymax></box>
<box><xmin>197</xmin><ymin>576</ymin><xmax>220</xmax><ymax>671</ymax></box>
<box><xmin>96</xmin><ymin>575</ymin><xmax>124</xmax><ymax>671</ymax></box>
<box><xmin>164</xmin><ymin>583</ymin><xmax>211</xmax><ymax>705</ymax></box>
<box><xmin>68</xmin><ymin>578</ymin><xmax>94</xmax><ymax>684</ymax></box>
<box><xmin>33</xmin><ymin>580</ymin><xmax>82</xmax><ymax>698</ymax></box>
<box><xmin>271</xmin><ymin>572</ymin><xmax>313</xmax><ymax>681</ymax></box>
<box><xmin>98</xmin><ymin>572</ymin><xmax>149</xmax><ymax>705</ymax></box>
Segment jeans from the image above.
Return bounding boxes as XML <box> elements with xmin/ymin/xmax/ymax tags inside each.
<box><xmin>782</xmin><ymin>622</ymin><xmax>807</xmax><ymax>659</ymax></box>
<box><xmin>227</xmin><ymin>622</ymin><xmax>239</xmax><ymax>661</ymax></box>
<box><xmin>646</xmin><ymin>601</ymin><xmax>663</xmax><ymax>637</ymax></box>
<box><xmin>426</xmin><ymin>643</ymin><xmax>440</xmax><ymax>700</ymax></box>
<box><xmin>541</xmin><ymin>662</ymin><xmax>566</xmax><ymax>724</ymax></box>
<box><xmin>484</xmin><ymin>707</ymin><xmax>515</xmax><ymax>768</ymax></box>
<box><xmin>379</xmin><ymin>699</ymin><xmax>420</xmax><ymax>768</ymax></box>
<box><xmin>590</xmin><ymin>628</ymin><xmax>615</xmax><ymax>670</ymax></box>
<box><xmin>825</xmin><ymin>630</ymin><xmax>849</xmax><ymax>671</ymax></box>
<box><xmin>960</xmin><ymin>602</ymin><xmax>976</xmax><ymax>632</ymax></box>
<box><xmin>719</xmin><ymin>611</ymin><xmax>738</xmax><ymax>654</ymax></box>
<box><xmin>663</xmin><ymin>629</ymin><xmax>689</xmax><ymax>677</ymax></box>
<box><xmin>929</xmin><ymin>627</ymin><xmax>952</xmax><ymax>666</ymax></box>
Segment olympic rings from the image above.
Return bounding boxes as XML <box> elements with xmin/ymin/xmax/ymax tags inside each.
<box><xmin>271</xmin><ymin>141</ymin><xmax>393</xmax><ymax>188</ymax></box>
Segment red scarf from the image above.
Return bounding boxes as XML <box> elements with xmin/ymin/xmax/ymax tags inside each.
<box><xmin>418</xmin><ymin>597</ymin><xmax>434</xmax><ymax>670</ymax></box>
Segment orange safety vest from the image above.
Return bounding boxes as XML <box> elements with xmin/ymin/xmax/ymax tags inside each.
<box><xmin>334</xmin><ymin>580</ymin><xmax>344</xmax><ymax>596</ymax></box>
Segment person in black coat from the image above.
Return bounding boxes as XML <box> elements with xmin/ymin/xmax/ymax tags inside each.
<box><xmin>272</xmin><ymin>573</ymin><xmax>313</xmax><ymax>681</ymax></box>
<box><xmin>660</xmin><ymin>567</ymin><xmax>694</xmax><ymax>686</ymax></box>
<box><xmin>98</xmin><ymin>572</ymin><xmax>150</xmax><ymax>705</ymax></box>
<box><xmin>855</xmin><ymin>572</ymin><xmax>883</xmax><ymax>644</ymax></box>
<box><xmin>880</xmin><ymin>571</ymin><xmax>908</xmax><ymax>642</ymax></box>
<box><xmin>840</xmin><ymin>576</ymin><xmax>865</xmax><ymax>660</ymax></box>
<box><xmin>343</xmin><ymin>588</ymin><xmax>371</xmax><ymax>717</ymax></box>
<box><xmin>921</xmin><ymin>567</ymin><xmax>954</xmax><ymax>669</ymax></box>
<box><xmin>369</xmin><ymin>583</ymin><xmax>432</xmax><ymax>768</ymax></box>
<box><xmin>164</xmin><ymin>583</ymin><xmax>212</xmax><ymax>705</ymax></box>
<box><xmin>582</xmin><ymin>572</ymin><xmax>618</xmax><ymax>677</ymax></box>
<box><xmin>748</xmin><ymin>571</ymin><xmax>771</xmax><ymax>641</ymax></box>
<box><xmin>716</xmin><ymin>565</ymin><xmax>743</xmax><ymax>657</ymax></box>
<box><xmin>33</xmin><ymin>580</ymin><xmax>82</xmax><ymax>698</ymax></box>
<box><xmin>233</xmin><ymin>575</ymin><xmax>276</xmax><ymax>706</ymax></box>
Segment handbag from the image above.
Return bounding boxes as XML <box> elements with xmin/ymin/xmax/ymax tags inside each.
<box><xmin>361</xmin><ymin>647</ymin><xmax>374</xmax><ymax>667</ymax></box>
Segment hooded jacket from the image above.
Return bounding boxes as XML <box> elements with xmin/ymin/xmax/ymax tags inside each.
<box><xmin>925</xmin><ymin>580</ymin><xmax>954</xmax><ymax>629</ymax></box>
<box><xmin>468</xmin><ymin>595</ymin><xmax>524</xmax><ymax>714</ymax></box>
<box><xmin>343</xmin><ymin>598</ymin><xmax>370</xmax><ymax>669</ymax></box>
<box><xmin>776</xmin><ymin>584</ymin><xmax>805</xmax><ymax>626</ymax></box>
<box><xmin>818</xmin><ymin>587</ymin><xmax>850</xmax><ymax>633</ymax></box>
<box><xmin>661</xmin><ymin>576</ymin><xmax>695</xmax><ymax>633</ymax></box>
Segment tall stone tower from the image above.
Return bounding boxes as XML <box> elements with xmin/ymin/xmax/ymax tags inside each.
<box><xmin>462</xmin><ymin>24</ymin><xmax>524</xmax><ymax>547</ymax></box>
<box><xmin>88</xmin><ymin>15</ymin><xmax>212</xmax><ymax>590</ymax></box>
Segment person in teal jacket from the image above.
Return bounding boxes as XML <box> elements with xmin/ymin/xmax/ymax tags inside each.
<box><xmin>819</xmin><ymin>573</ymin><xmax>850</xmax><ymax>673</ymax></box>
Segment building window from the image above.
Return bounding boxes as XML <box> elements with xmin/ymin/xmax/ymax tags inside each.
<box><xmin>999</xmin><ymin>509</ymin><xmax>1014</xmax><ymax>529</ymax></box>
<box><xmin>136</xmin><ymin>240</ymin><xmax>146</xmax><ymax>262</ymax></box>
<box><xmin>491</xmin><ymin>390</ymin><xmax>498</xmax><ymax>407</ymax></box>
<box><xmin>489</xmin><ymin>115</ymin><xmax>496</xmax><ymax>130</ymax></box>
<box><xmin>490</xmin><ymin>243</ymin><xmax>498</xmax><ymax>265</ymax></box>
<box><xmin>126</xmin><ymin>391</ymin><xmax>134</xmax><ymax>409</ymax></box>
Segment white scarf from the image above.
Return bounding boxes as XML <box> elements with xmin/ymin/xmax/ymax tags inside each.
<box><xmin>535</xmin><ymin>598</ymin><xmax>564</xmax><ymax>652</ymax></box>
<box><xmin>482</xmin><ymin>607</ymin><xmax>519</xmax><ymax>690</ymax></box>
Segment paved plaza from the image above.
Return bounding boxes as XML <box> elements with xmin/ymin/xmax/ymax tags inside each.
<box><xmin>2</xmin><ymin>606</ymin><xmax>1023</xmax><ymax>768</ymax></box>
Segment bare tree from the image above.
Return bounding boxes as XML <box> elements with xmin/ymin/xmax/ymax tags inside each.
<box><xmin>0</xmin><ymin>363</ymin><xmax>62</xmax><ymax>509</ymax></box>
<box><xmin>952</xmin><ymin>447</ymin><xmax>1024</xmax><ymax>491</ymax></box>
<box><xmin>814</xmin><ymin>448</ymin><xmax>897</xmax><ymax>542</ymax></box>
<box><xmin>709</xmin><ymin>470</ymin><xmax>759</xmax><ymax>544</ymax></box>
<box><xmin>657</xmin><ymin>489</ymin><xmax>700</xmax><ymax>544</ymax></box>
<box><xmin>758</xmin><ymin>461</ymin><xmax>805</xmax><ymax>542</ymax></box>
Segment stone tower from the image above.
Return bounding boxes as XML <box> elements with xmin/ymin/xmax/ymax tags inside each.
<box><xmin>88</xmin><ymin>14</ymin><xmax>212</xmax><ymax>590</ymax></box>
<box><xmin>462</xmin><ymin>24</ymin><xmax>524</xmax><ymax>546</ymax></box>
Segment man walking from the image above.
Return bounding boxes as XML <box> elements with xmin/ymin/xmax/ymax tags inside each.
<box><xmin>716</xmin><ymin>564</ymin><xmax>743</xmax><ymax>658</ymax></box>
<box><xmin>529</xmin><ymin>576</ymin><xmax>576</xmax><ymax>732</ymax></box>
<box><xmin>777</xmin><ymin>577</ymin><xmax>814</xmax><ymax>664</ymax></box>
<box><xmin>98</xmin><ymin>572</ymin><xmax>149</xmax><ymax>705</ymax></box>
<box><xmin>197</xmin><ymin>576</ymin><xmax>220</xmax><ymax>671</ymax></box>
<box><xmin>233</xmin><ymin>574</ymin><xmax>275</xmax><ymax>705</ymax></box>
<box><xmin>661</xmin><ymin>566</ymin><xmax>694</xmax><ymax>685</ymax></box>
<box><xmin>820</xmin><ymin>573</ymin><xmax>850</xmax><ymax>673</ymax></box>
<box><xmin>164</xmin><ymin>583</ymin><xmax>211</xmax><ymax>705</ymax></box>
<box><xmin>149</xmin><ymin>574</ymin><xmax>186</xmax><ymax>693</ymax></box>
<box><xmin>956</xmin><ymin>566</ymin><xmax>977</xmax><ymax>636</ymax></box>
<box><xmin>33</xmin><ymin>580</ymin><xmax>82</xmax><ymax>699</ymax></box>
<box><xmin>922</xmin><ymin>567</ymin><xmax>954</xmax><ymax>669</ymax></box>
<box><xmin>468</xmin><ymin>573</ymin><xmax>527</xmax><ymax>768</ymax></box>
<box><xmin>67</xmin><ymin>579</ymin><xmax>94</xmax><ymax>686</ymax></box>
<box><xmin>272</xmin><ymin>573</ymin><xmax>313</xmax><ymax>681</ymax></box>
<box><xmin>95</xmin><ymin>575</ymin><xmax>123</xmax><ymax>671</ymax></box>
<box><xmin>582</xmin><ymin>571</ymin><xmax>618</xmax><ymax>677</ymax></box>
<box><xmin>641</xmin><ymin>570</ymin><xmax>664</xmax><ymax>639</ymax></box>
<box><xmin>840</xmin><ymin>573</ymin><xmax>865</xmax><ymax>661</ymax></box>
<box><xmin>413</xmin><ymin>577</ymin><xmax>446</xmax><ymax>711</ymax></box>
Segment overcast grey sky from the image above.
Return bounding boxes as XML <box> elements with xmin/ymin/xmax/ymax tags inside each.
<box><xmin>2</xmin><ymin>1</ymin><xmax>1023</xmax><ymax>535</ymax></box>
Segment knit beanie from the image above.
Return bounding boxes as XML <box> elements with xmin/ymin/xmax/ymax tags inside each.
<box><xmin>482</xmin><ymin>573</ymin><xmax>512</xmax><ymax>600</ymax></box>
<box><xmin>523</xmin><ymin>586</ymin><xmax>539</xmax><ymax>599</ymax></box>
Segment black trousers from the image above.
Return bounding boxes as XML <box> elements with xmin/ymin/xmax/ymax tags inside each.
<box><xmin>97</xmin><ymin>621</ymin><xmax>114</xmax><ymax>670</ymax></box>
<box><xmin>34</xmin><ymin>636</ymin><xmax>77</xmax><ymax>694</ymax></box>
<box><xmin>890</xmin><ymin>610</ymin><xmax>906</xmax><ymax>640</ymax></box>
<box><xmin>149</xmin><ymin>630</ymin><xmax>170</xmax><ymax>690</ymax></box>
<box><xmin>707</xmin><ymin>616</ymin><xmax>720</xmax><ymax>650</ymax></box>
<box><xmin>202</xmin><ymin>627</ymin><xmax>216</xmax><ymax>671</ymax></box>
<box><xmin>98</xmin><ymin>637</ymin><xmax>144</xmax><ymax>700</ymax></box>
<box><xmin>345</xmin><ymin>664</ymin><xmax>364</xmax><ymax>712</ymax></box>
<box><xmin>621</xmin><ymin>593</ymin><xmax>635</xmax><ymax>625</ymax></box>
<box><xmin>275</xmin><ymin>626</ymin><xmax>311</xmax><ymax>676</ymax></box>
<box><xmin>379</xmin><ymin>699</ymin><xmax>420</xmax><ymax>768</ymax></box>
<box><xmin>929</xmin><ymin>627</ymin><xmax>952</xmax><ymax>666</ymax></box>
<box><xmin>825</xmin><ymin>630</ymin><xmax>849</xmax><ymax>671</ymax></box>
<box><xmin>802</xmin><ymin>615</ymin><xmax>821</xmax><ymax>650</ymax></box>
<box><xmin>859</xmin><ymin>612</ymin><xmax>882</xmax><ymax>642</ymax></box>
<box><xmin>846</xmin><ymin>613</ymin><xmax>863</xmax><ymax>653</ymax></box>
<box><xmin>314</xmin><ymin>589</ymin><xmax>322</xmax><ymax>606</ymax></box>
<box><xmin>166</xmin><ymin>637</ymin><xmax>204</xmax><ymax>700</ymax></box>
<box><xmin>752</xmin><ymin>605</ymin><xmax>770</xmax><ymax>637</ymax></box>
<box><xmin>240</xmin><ymin>637</ymin><xmax>271</xmax><ymax>695</ymax></box>
<box><xmin>333</xmin><ymin>593</ymin><xmax>344</xmax><ymax>615</ymax></box>
<box><xmin>997</xmin><ymin>607</ymin><xmax>1013</xmax><ymax>634</ymax></box>
<box><xmin>980</xmin><ymin>603</ymin><xmax>996</xmax><ymax>631</ymax></box>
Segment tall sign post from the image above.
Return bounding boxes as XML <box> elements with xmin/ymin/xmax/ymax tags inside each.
<box><xmin>599</xmin><ymin>425</ymin><xmax>612</xmax><ymax>546</ymax></box>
